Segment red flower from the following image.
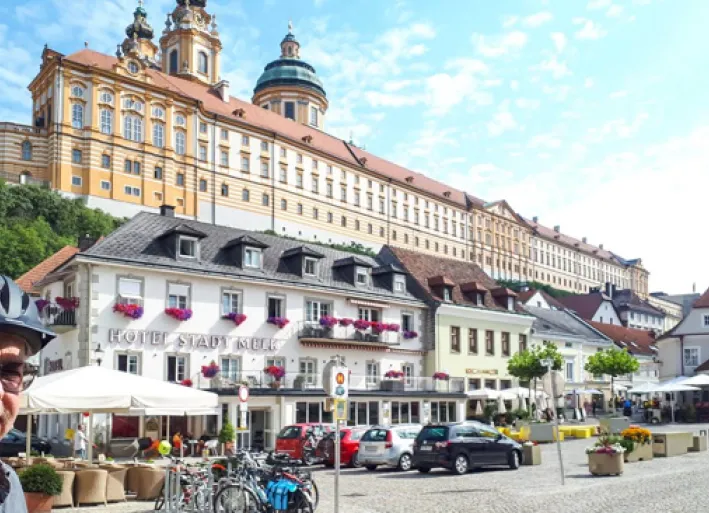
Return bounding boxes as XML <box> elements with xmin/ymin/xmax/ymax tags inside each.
<box><xmin>181</xmin><ymin>379</ymin><xmax>193</xmax><ymax>387</ymax></box>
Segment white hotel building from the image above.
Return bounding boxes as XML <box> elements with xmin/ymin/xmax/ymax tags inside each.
<box><xmin>34</xmin><ymin>206</ymin><xmax>466</xmax><ymax>450</ymax></box>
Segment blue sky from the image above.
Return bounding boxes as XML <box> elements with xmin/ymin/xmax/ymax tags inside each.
<box><xmin>0</xmin><ymin>0</ymin><xmax>705</xmax><ymax>294</ymax></box>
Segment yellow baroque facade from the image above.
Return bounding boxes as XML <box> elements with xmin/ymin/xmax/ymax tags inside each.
<box><xmin>0</xmin><ymin>0</ymin><xmax>649</xmax><ymax>297</ymax></box>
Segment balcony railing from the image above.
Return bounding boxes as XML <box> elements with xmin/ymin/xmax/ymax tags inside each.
<box><xmin>198</xmin><ymin>371</ymin><xmax>465</xmax><ymax>395</ymax></box>
<box><xmin>44</xmin><ymin>309</ymin><xmax>77</xmax><ymax>333</ymax></box>
<box><xmin>296</xmin><ymin>322</ymin><xmax>403</xmax><ymax>345</ymax></box>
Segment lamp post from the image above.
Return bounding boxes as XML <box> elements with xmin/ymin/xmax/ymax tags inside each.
<box><xmin>94</xmin><ymin>344</ymin><xmax>104</xmax><ymax>367</ymax></box>
<box><xmin>542</xmin><ymin>358</ymin><xmax>565</xmax><ymax>486</ymax></box>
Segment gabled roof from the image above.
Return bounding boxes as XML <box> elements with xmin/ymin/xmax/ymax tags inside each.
<box><xmin>281</xmin><ymin>245</ymin><xmax>324</xmax><ymax>259</ymax></box>
<box><xmin>16</xmin><ymin>246</ymin><xmax>80</xmax><ymax>294</ymax></box>
<box><xmin>158</xmin><ymin>224</ymin><xmax>208</xmax><ymax>240</ymax></box>
<box><xmin>556</xmin><ymin>292</ymin><xmax>614</xmax><ymax>320</ymax></box>
<box><xmin>332</xmin><ymin>256</ymin><xmax>373</xmax><ymax>268</ymax></box>
<box><xmin>371</xmin><ymin>263</ymin><xmax>406</xmax><ymax>275</ymax></box>
<box><xmin>692</xmin><ymin>286</ymin><xmax>709</xmax><ymax>309</ymax></box>
<box><xmin>517</xmin><ymin>289</ymin><xmax>566</xmax><ymax>310</ymax></box>
<box><xmin>587</xmin><ymin>321</ymin><xmax>657</xmax><ymax>356</ymax></box>
<box><xmin>223</xmin><ymin>235</ymin><xmax>270</xmax><ymax>249</ymax></box>
<box><xmin>611</xmin><ymin>289</ymin><xmax>664</xmax><ymax>316</ymax></box>
<box><xmin>525</xmin><ymin>306</ymin><xmax>611</xmax><ymax>344</ymax></box>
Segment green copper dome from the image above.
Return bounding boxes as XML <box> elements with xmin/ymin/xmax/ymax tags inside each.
<box><xmin>254</xmin><ymin>58</ymin><xmax>326</xmax><ymax>97</ymax></box>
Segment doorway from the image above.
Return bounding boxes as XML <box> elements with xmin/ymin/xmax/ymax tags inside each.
<box><xmin>249</xmin><ymin>410</ymin><xmax>273</xmax><ymax>452</ymax></box>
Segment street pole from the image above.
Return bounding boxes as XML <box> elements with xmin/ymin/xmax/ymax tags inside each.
<box><xmin>544</xmin><ymin>359</ymin><xmax>565</xmax><ymax>486</ymax></box>
<box><xmin>334</xmin><ymin>418</ymin><xmax>340</xmax><ymax>513</ymax></box>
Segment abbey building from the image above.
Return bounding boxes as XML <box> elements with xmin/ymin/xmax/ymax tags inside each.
<box><xmin>0</xmin><ymin>0</ymin><xmax>649</xmax><ymax>297</ymax></box>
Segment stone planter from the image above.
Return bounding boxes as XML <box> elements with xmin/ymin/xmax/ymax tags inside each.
<box><xmin>624</xmin><ymin>442</ymin><xmax>653</xmax><ymax>463</ymax></box>
<box><xmin>588</xmin><ymin>452</ymin><xmax>624</xmax><ymax>476</ymax></box>
<box><xmin>269</xmin><ymin>381</ymin><xmax>281</xmax><ymax>390</ymax></box>
<box><xmin>691</xmin><ymin>435</ymin><xmax>708</xmax><ymax>452</ymax></box>
<box><xmin>380</xmin><ymin>380</ymin><xmax>404</xmax><ymax>393</ymax></box>
<box><xmin>529</xmin><ymin>423</ymin><xmax>556</xmax><ymax>443</ymax></box>
<box><xmin>522</xmin><ymin>444</ymin><xmax>541</xmax><ymax>465</ymax></box>
<box><xmin>599</xmin><ymin>417</ymin><xmax>630</xmax><ymax>435</ymax></box>
<box><xmin>24</xmin><ymin>492</ymin><xmax>54</xmax><ymax>513</ymax></box>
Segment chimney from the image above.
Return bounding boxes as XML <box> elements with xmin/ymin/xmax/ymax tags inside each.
<box><xmin>214</xmin><ymin>79</ymin><xmax>230</xmax><ymax>102</ymax></box>
<box><xmin>605</xmin><ymin>282</ymin><xmax>613</xmax><ymax>297</ymax></box>
<box><xmin>160</xmin><ymin>204</ymin><xmax>175</xmax><ymax>218</ymax></box>
<box><xmin>78</xmin><ymin>234</ymin><xmax>97</xmax><ymax>252</ymax></box>
<box><xmin>532</xmin><ymin>216</ymin><xmax>538</xmax><ymax>223</ymax></box>
<box><xmin>553</xmin><ymin>225</ymin><xmax>560</xmax><ymax>233</ymax></box>
<box><xmin>582</xmin><ymin>237</ymin><xmax>587</xmax><ymax>243</ymax></box>
<box><xmin>599</xmin><ymin>243</ymin><xmax>604</xmax><ymax>250</ymax></box>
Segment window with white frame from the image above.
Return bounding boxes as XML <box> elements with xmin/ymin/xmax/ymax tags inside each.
<box><xmin>167</xmin><ymin>283</ymin><xmax>189</xmax><ymax>309</ymax></box>
<box><xmin>100</xmin><ymin>91</ymin><xmax>113</xmax><ymax>104</ymax></box>
<box><xmin>116</xmin><ymin>353</ymin><xmax>140</xmax><ymax>375</ymax></box>
<box><xmin>244</xmin><ymin>247</ymin><xmax>262</xmax><ymax>268</ymax></box>
<box><xmin>684</xmin><ymin>347</ymin><xmax>700</xmax><ymax>367</ymax></box>
<box><xmin>241</xmin><ymin>156</ymin><xmax>250</xmax><ymax>172</ymax></box>
<box><xmin>166</xmin><ymin>355</ymin><xmax>188</xmax><ymax>382</ymax></box>
<box><xmin>305</xmin><ymin>300</ymin><xmax>331</xmax><ymax>322</ymax></box>
<box><xmin>100</xmin><ymin>109</ymin><xmax>113</xmax><ymax>135</ymax></box>
<box><xmin>220</xmin><ymin>150</ymin><xmax>229</xmax><ymax>167</ymax></box>
<box><xmin>175</xmin><ymin>132</ymin><xmax>186</xmax><ymax>155</ymax></box>
<box><xmin>71</xmin><ymin>85</ymin><xmax>84</xmax><ymax>98</ymax></box>
<box><xmin>565</xmin><ymin>360</ymin><xmax>574</xmax><ymax>382</ymax></box>
<box><xmin>366</xmin><ymin>361</ymin><xmax>380</xmax><ymax>385</ymax></box>
<box><xmin>178</xmin><ymin>236</ymin><xmax>198</xmax><ymax>258</ymax></box>
<box><xmin>71</xmin><ymin>176</ymin><xmax>82</xmax><ymax>186</ymax></box>
<box><xmin>303</xmin><ymin>257</ymin><xmax>318</xmax><ymax>276</ymax></box>
<box><xmin>309</xmin><ymin>106</ymin><xmax>318</xmax><ymax>126</ymax></box>
<box><xmin>402</xmin><ymin>363</ymin><xmax>414</xmax><ymax>386</ymax></box>
<box><xmin>299</xmin><ymin>358</ymin><xmax>317</xmax><ymax>385</ymax></box>
<box><xmin>123</xmin><ymin>115</ymin><xmax>143</xmax><ymax>142</ymax></box>
<box><xmin>401</xmin><ymin>312</ymin><xmax>413</xmax><ymax>332</ymax></box>
<box><xmin>356</xmin><ymin>267</ymin><xmax>370</xmax><ymax>286</ymax></box>
<box><xmin>221</xmin><ymin>290</ymin><xmax>241</xmax><ymax>315</ymax></box>
<box><xmin>153</xmin><ymin>123</ymin><xmax>164</xmax><ymax>148</ymax></box>
<box><xmin>394</xmin><ymin>275</ymin><xmax>406</xmax><ymax>294</ymax></box>
<box><xmin>71</xmin><ymin>104</ymin><xmax>84</xmax><ymax>129</ymax></box>
<box><xmin>117</xmin><ymin>277</ymin><xmax>143</xmax><ymax>305</ymax></box>
<box><xmin>358</xmin><ymin>308</ymin><xmax>380</xmax><ymax>322</ymax></box>
<box><xmin>221</xmin><ymin>357</ymin><xmax>241</xmax><ymax>382</ymax></box>
<box><xmin>268</xmin><ymin>296</ymin><xmax>284</xmax><ymax>318</ymax></box>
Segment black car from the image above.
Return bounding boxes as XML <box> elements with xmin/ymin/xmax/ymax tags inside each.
<box><xmin>412</xmin><ymin>421</ymin><xmax>522</xmax><ymax>474</ymax></box>
<box><xmin>0</xmin><ymin>429</ymin><xmax>52</xmax><ymax>457</ymax></box>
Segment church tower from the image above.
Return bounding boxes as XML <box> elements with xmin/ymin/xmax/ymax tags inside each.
<box><xmin>253</xmin><ymin>23</ymin><xmax>328</xmax><ymax>130</ymax></box>
<box><xmin>117</xmin><ymin>1</ymin><xmax>158</xmax><ymax>64</ymax></box>
<box><xmin>159</xmin><ymin>0</ymin><xmax>222</xmax><ymax>85</ymax></box>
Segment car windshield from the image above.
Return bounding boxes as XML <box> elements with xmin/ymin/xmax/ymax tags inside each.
<box><xmin>348</xmin><ymin>430</ymin><xmax>365</xmax><ymax>441</ymax></box>
<box><xmin>395</xmin><ymin>427</ymin><xmax>421</xmax><ymax>439</ymax></box>
<box><xmin>417</xmin><ymin>426</ymin><xmax>449</xmax><ymax>442</ymax></box>
<box><xmin>361</xmin><ymin>429</ymin><xmax>388</xmax><ymax>442</ymax></box>
<box><xmin>277</xmin><ymin>426</ymin><xmax>303</xmax><ymax>439</ymax></box>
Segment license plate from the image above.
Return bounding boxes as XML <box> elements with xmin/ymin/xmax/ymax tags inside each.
<box><xmin>366</xmin><ymin>446</ymin><xmax>377</xmax><ymax>452</ymax></box>
<box><xmin>420</xmin><ymin>446</ymin><xmax>432</xmax><ymax>451</ymax></box>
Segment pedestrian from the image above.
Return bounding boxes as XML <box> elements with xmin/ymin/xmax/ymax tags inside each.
<box><xmin>74</xmin><ymin>424</ymin><xmax>89</xmax><ymax>459</ymax></box>
<box><xmin>0</xmin><ymin>275</ymin><xmax>56</xmax><ymax>512</ymax></box>
<box><xmin>592</xmin><ymin>399</ymin><xmax>597</xmax><ymax>417</ymax></box>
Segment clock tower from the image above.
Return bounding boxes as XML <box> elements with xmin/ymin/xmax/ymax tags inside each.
<box><xmin>159</xmin><ymin>0</ymin><xmax>222</xmax><ymax>85</ymax></box>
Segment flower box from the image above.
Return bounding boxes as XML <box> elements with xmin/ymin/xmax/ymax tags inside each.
<box><xmin>35</xmin><ymin>299</ymin><xmax>50</xmax><ymax>313</ymax></box>
<box><xmin>385</xmin><ymin>323</ymin><xmax>400</xmax><ymax>332</ymax></box>
<box><xmin>353</xmin><ymin>319</ymin><xmax>371</xmax><ymax>331</ymax></box>
<box><xmin>180</xmin><ymin>379</ymin><xmax>193</xmax><ymax>387</ymax></box>
<box><xmin>319</xmin><ymin>316</ymin><xmax>338</xmax><ymax>328</ymax></box>
<box><xmin>522</xmin><ymin>444</ymin><xmax>541</xmax><ymax>465</ymax></box>
<box><xmin>113</xmin><ymin>303</ymin><xmax>144</xmax><ymax>319</ymax></box>
<box><xmin>224</xmin><ymin>312</ymin><xmax>247</xmax><ymax>326</ymax></box>
<box><xmin>402</xmin><ymin>330</ymin><xmax>418</xmax><ymax>339</ymax></box>
<box><xmin>264</xmin><ymin>365</ymin><xmax>286</xmax><ymax>380</ymax></box>
<box><xmin>165</xmin><ymin>307</ymin><xmax>193</xmax><ymax>321</ymax></box>
<box><xmin>338</xmin><ymin>318</ymin><xmax>354</xmax><ymax>327</ymax></box>
<box><xmin>432</xmin><ymin>372</ymin><xmax>449</xmax><ymax>381</ymax></box>
<box><xmin>201</xmin><ymin>361</ymin><xmax>220</xmax><ymax>379</ymax></box>
<box><xmin>384</xmin><ymin>370</ymin><xmax>404</xmax><ymax>379</ymax></box>
<box><xmin>55</xmin><ymin>296</ymin><xmax>79</xmax><ymax>311</ymax></box>
<box><xmin>370</xmin><ymin>322</ymin><xmax>385</xmax><ymax>334</ymax></box>
<box><xmin>267</xmin><ymin>316</ymin><xmax>290</xmax><ymax>329</ymax></box>
<box><xmin>588</xmin><ymin>452</ymin><xmax>624</xmax><ymax>476</ymax></box>
<box><xmin>624</xmin><ymin>442</ymin><xmax>653</xmax><ymax>463</ymax></box>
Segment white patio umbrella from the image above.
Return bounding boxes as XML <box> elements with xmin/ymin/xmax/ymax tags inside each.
<box><xmin>680</xmin><ymin>374</ymin><xmax>709</xmax><ymax>387</ymax></box>
<box><xmin>474</xmin><ymin>400</ymin><xmax>483</xmax><ymax>416</ymax></box>
<box><xmin>497</xmin><ymin>395</ymin><xmax>507</xmax><ymax>414</ymax></box>
<box><xmin>500</xmin><ymin>386</ymin><xmax>547</xmax><ymax>399</ymax></box>
<box><xmin>467</xmin><ymin>388</ymin><xmax>516</xmax><ymax>400</ymax></box>
<box><xmin>650</xmin><ymin>382</ymin><xmax>700</xmax><ymax>423</ymax></box>
<box><xmin>629</xmin><ymin>382</ymin><xmax>656</xmax><ymax>394</ymax></box>
<box><xmin>22</xmin><ymin>366</ymin><xmax>219</xmax><ymax>462</ymax></box>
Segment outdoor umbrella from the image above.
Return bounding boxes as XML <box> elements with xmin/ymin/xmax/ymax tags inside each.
<box><xmin>500</xmin><ymin>386</ymin><xmax>548</xmax><ymax>399</ymax></box>
<box><xmin>650</xmin><ymin>382</ymin><xmax>700</xmax><ymax>423</ymax></box>
<box><xmin>474</xmin><ymin>400</ymin><xmax>483</xmax><ymax>416</ymax></box>
<box><xmin>497</xmin><ymin>395</ymin><xmax>507</xmax><ymax>415</ymax></box>
<box><xmin>467</xmin><ymin>388</ymin><xmax>515</xmax><ymax>401</ymax></box>
<box><xmin>519</xmin><ymin>396</ymin><xmax>528</xmax><ymax>411</ymax></box>
<box><xmin>679</xmin><ymin>374</ymin><xmax>709</xmax><ymax>387</ymax></box>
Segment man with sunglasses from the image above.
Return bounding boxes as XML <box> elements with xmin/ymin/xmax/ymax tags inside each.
<box><xmin>0</xmin><ymin>276</ymin><xmax>56</xmax><ymax>512</ymax></box>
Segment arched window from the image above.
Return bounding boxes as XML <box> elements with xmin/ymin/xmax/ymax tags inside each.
<box><xmin>100</xmin><ymin>109</ymin><xmax>113</xmax><ymax>135</ymax></box>
<box><xmin>198</xmin><ymin>52</ymin><xmax>208</xmax><ymax>74</ymax></box>
<box><xmin>175</xmin><ymin>131</ymin><xmax>186</xmax><ymax>155</ymax></box>
<box><xmin>123</xmin><ymin>115</ymin><xmax>143</xmax><ymax>141</ymax></box>
<box><xmin>71</xmin><ymin>104</ymin><xmax>84</xmax><ymax>129</ymax></box>
<box><xmin>153</xmin><ymin>123</ymin><xmax>164</xmax><ymax>148</ymax></box>
<box><xmin>242</xmin><ymin>189</ymin><xmax>250</xmax><ymax>202</ymax></box>
<box><xmin>169</xmin><ymin>50</ymin><xmax>178</xmax><ymax>74</ymax></box>
<box><xmin>21</xmin><ymin>141</ymin><xmax>32</xmax><ymax>161</ymax></box>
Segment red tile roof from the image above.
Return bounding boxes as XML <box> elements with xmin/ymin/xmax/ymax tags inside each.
<box><xmin>524</xmin><ymin>218</ymin><xmax>616</xmax><ymax>261</ymax></box>
<box><xmin>556</xmin><ymin>292</ymin><xmax>608</xmax><ymax>320</ymax></box>
<box><xmin>16</xmin><ymin>246</ymin><xmax>79</xmax><ymax>294</ymax></box>
<box><xmin>693</xmin><ymin>286</ymin><xmax>709</xmax><ymax>309</ymax></box>
<box><xmin>588</xmin><ymin>321</ymin><xmax>657</xmax><ymax>356</ymax></box>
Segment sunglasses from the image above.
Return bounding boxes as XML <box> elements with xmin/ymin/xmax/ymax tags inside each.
<box><xmin>0</xmin><ymin>362</ymin><xmax>38</xmax><ymax>395</ymax></box>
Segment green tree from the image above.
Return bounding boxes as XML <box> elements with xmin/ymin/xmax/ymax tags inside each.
<box><xmin>584</xmin><ymin>347</ymin><xmax>639</xmax><ymax>402</ymax></box>
<box><xmin>507</xmin><ymin>342</ymin><xmax>563</xmax><ymax>413</ymax></box>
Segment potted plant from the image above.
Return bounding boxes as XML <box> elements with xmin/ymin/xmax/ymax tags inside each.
<box><xmin>353</xmin><ymin>319</ymin><xmax>370</xmax><ymax>331</ymax></box>
<box><xmin>319</xmin><ymin>316</ymin><xmax>338</xmax><ymax>329</ymax></box>
<box><xmin>587</xmin><ymin>436</ymin><xmax>626</xmax><ymax>476</ymax></box>
<box><xmin>622</xmin><ymin>426</ymin><xmax>653</xmax><ymax>462</ymax></box>
<box><xmin>402</xmin><ymin>330</ymin><xmax>418</xmax><ymax>339</ymax></box>
<box><xmin>19</xmin><ymin>464</ymin><xmax>63</xmax><ymax>513</ymax></box>
<box><xmin>432</xmin><ymin>372</ymin><xmax>449</xmax><ymax>381</ymax></box>
<box><xmin>338</xmin><ymin>318</ymin><xmax>354</xmax><ymax>327</ymax></box>
<box><xmin>267</xmin><ymin>316</ymin><xmax>290</xmax><ymax>329</ymax></box>
<box><xmin>264</xmin><ymin>365</ymin><xmax>286</xmax><ymax>388</ymax></box>
<box><xmin>520</xmin><ymin>440</ymin><xmax>541</xmax><ymax>465</ymax></box>
<box><xmin>385</xmin><ymin>323</ymin><xmax>400</xmax><ymax>332</ymax></box>
<box><xmin>224</xmin><ymin>312</ymin><xmax>247</xmax><ymax>326</ymax></box>
<box><xmin>55</xmin><ymin>296</ymin><xmax>79</xmax><ymax>310</ymax></box>
<box><xmin>180</xmin><ymin>378</ymin><xmax>193</xmax><ymax>387</ymax></box>
<box><xmin>218</xmin><ymin>421</ymin><xmax>236</xmax><ymax>455</ymax></box>
<box><xmin>113</xmin><ymin>303</ymin><xmax>144</xmax><ymax>319</ymax></box>
<box><xmin>201</xmin><ymin>361</ymin><xmax>221</xmax><ymax>379</ymax></box>
<box><xmin>165</xmin><ymin>307</ymin><xmax>193</xmax><ymax>321</ymax></box>
<box><xmin>34</xmin><ymin>299</ymin><xmax>49</xmax><ymax>313</ymax></box>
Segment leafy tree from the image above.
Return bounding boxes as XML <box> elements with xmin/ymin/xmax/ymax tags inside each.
<box><xmin>261</xmin><ymin>229</ymin><xmax>376</xmax><ymax>257</ymax></box>
<box><xmin>507</xmin><ymin>342</ymin><xmax>563</xmax><ymax>412</ymax></box>
<box><xmin>0</xmin><ymin>181</ymin><xmax>124</xmax><ymax>278</ymax></box>
<box><xmin>584</xmin><ymin>347</ymin><xmax>639</xmax><ymax>401</ymax></box>
<box><xmin>497</xmin><ymin>279</ymin><xmax>573</xmax><ymax>299</ymax></box>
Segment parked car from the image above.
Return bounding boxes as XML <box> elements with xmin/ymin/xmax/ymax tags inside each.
<box><xmin>275</xmin><ymin>423</ymin><xmax>333</xmax><ymax>462</ymax></box>
<box><xmin>316</xmin><ymin>426</ymin><xmax>369</xmax><ymax>468</ymax></box>
<box><xmin>358</xmin><ymin>424</ymin><xmax>422</xmax><ymax>471</ymax></box>
<box><xmin>412</xmin><ymin>421</ymin><xmax>522</xmax><ymax>474</ymax></box>
<box><xmin>0</xmin><ymin>429</ymin><xmax>52</xmax><ymax>457</ymax></box>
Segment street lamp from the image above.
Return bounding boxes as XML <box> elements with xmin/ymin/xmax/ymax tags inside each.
<box><xmin>94</xmin><ymin>344</ymin><xmax>104</xmax><ymax>367</ymax></box>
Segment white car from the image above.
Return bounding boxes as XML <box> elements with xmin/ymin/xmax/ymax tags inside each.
<box><xmin>357</xmin><ymin>424</ymin><xmax>422</xmax><ymax>471</ymax></box>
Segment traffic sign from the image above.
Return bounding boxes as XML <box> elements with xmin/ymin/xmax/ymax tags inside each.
<box><xmin>238</xmin><ymin>385</ymin><xmax>249</xmax><ymax>403</ymax></box>
<box><xmin>323</xmin><ymin>361</ymin><xmax>349</xmax><ymax>399</ymax></box>
<box><xmin>334</xmin><ymin>399</ymin><xmax>347</xmax><ymax>421</ymax></box>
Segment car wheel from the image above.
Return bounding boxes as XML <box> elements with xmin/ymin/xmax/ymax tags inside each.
<box><xmin>398</xmin><ymin>453</ymin><xmax>413</xmax><ymax>471</ymax></box>
<box><xmin>365</xmin><ymin>465</ymin><xmax>378</xmax><ymax>471</ymax></box>
<box><xmin>350</xmin><ymin>451</ymin><xmax>362</xmax><ymax>468</ymax></box>
<box><xmin>417</xmin><ymin>466</ymin><xmax>431</xmax><ymax>474</ymax></box>
<box><xmin>452</xmin><ymin>454</ymin><xmax>469</xmax><ymax>475</ymax></box>
<box><xmin>508</xmin><ymin>450</ymin><xmax>520</xmax><ymax>470</ymax></box>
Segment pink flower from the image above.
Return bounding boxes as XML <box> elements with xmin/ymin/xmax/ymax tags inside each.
<box><xmin>165</xmin><ymin>308</ymin><xmax>193</xmax><ymax>321</ymax></box>
<box><xmin>225</xmin><ymin>312</ymin><xmax>247</xmax><ymax>326</ymax></box>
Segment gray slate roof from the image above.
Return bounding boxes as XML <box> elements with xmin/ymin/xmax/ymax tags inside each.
<box><xmin>612</xmin><ymin>289</ymin><xmax>664</xmax><ymax>317</ymax></box>
<box><xmin>80</xmin><ymin>212</ymin><xmax>423</xmax><ymax>305</ymax></box>
<box><xmin>524</xmin><ymin>305</ymin><xmax>612</xmax><ymax>345</ymax></box>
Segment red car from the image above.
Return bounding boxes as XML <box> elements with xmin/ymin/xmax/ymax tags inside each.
<box><xmin>275</xmin><ymin>424</ymin><xmax>332</xmax><ymax>461</ymax></box>
<box><xmin>316</xmin><ymin>427</ymin><xmax>368</xmax><ymax>468</ymax></box>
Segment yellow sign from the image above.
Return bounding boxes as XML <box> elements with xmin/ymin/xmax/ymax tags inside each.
<box><xmin>334</xmin><ymin>399</ymin><xmax>347</xmax><ymax>421</ymax></box>
<box><xmin>336</xmin><ymin>372</ymin><xmax>345</xmax><ymax>385</ymax></box>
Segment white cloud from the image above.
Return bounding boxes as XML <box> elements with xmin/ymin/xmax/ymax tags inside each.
<box><xmin>502</xmin><ymin>16</ymin><xmax>519</xmax><ymax>28</ymax></box>
<box><xmin>487</xmin><ymin>101</ymin><xmax>517</xmax><ymax>136</ymax></box>
<box><xmin>382</xmin><ymin>79</ymin><xmax>417</xmax><ymax>92</ymax></box>
<box><xmin>609</xmin><ymin>90</ymin><xmax>628</xmax><ymax>99</ymax></box>
<box><xmin>364</xmin><ymin>91</ymin><xmax>421</xmax><ymax>108</ymax></box>
<box><xmin>528</xmin><ymin>133</ymin><xmax>562</xmax><ymax>149</ymax></box>
<box><xmin>542</xmin><ymin>84</ymin><xmax>572</xmax><ymax>101</ymax></box>
<box><xmin>510</xmin><ymin>80</ymin><xmax>520</xmax><ymax>90</ymax></box>
<box><xmin>523</xmin><ymin>12</ymin><xmax>553</xmax><ymax>28</ymax></box>
<box><xmin>584</xmin><ymin>77</ymin><xmax>595</xmax><ymax>88</ymax></box>
<box><xmin>606</xmin><ymin>5</ymin><xmax>624</xmax><ymax>17</ymax></box>
<box><xmin>587</xmin><ymin>113</ymin><xmax>649</xmax><ymax>141</ymax></box>
<box><xmin>424</xmin><ymin>58</ymin><xmax>492</xmax><ymax>116</ymax></box>
<box><xmin>587</xmin><ymin>0</ymin><xmax>612</xmax><ymax>8</ymax></box>
<box><xmin>515</xmin><ymin>98</ymin><xmax>541</xmax><ymax>109</ymax></box>
<box><xmin>535</xmin><ymin>55</ymin><xmax>571</xmax><ymax>79</ymax></box>
<box><xmin>473</xmin><ymin>31</ymin><xmax>528</xmax><ymax>57</ymax></box>
<box><xmin>551</xmin><ymin>32</ymin><xmax>567</xmax><ymax>52</ymax></box>
<box><xmin>573</xmin><ymin>18</ymin><xmax>607</xmax><ymax>40</ymax></box>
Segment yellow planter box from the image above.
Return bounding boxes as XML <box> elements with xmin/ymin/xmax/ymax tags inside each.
<box><xmin>588</xmin><ymin>452</ymin><xmax>624</xmax><ymax>476</ymax></box>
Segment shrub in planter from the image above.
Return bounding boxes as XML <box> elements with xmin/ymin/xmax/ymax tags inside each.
<box><xmin>267</xmin><ymin>316</ymin><xmax>290</xmax><ymax>329</ymax></box>
<box><xmin>165</xmin><ymin>307</ymin><xmax>193</xmax><ymax>321</ymax></box>
<box><xmin>113</xmin><ymin>303</ymin><xmax>144</xmax><ymax>319</ymax></box>
<box><xmin>19</xmin><ymin>464</ymin><xmax>63</xmax><ymax>513</ymax></box>
<box><xmin>218</xmin><ymin>422</ymin><xmax>236</xmax><ymax>454</ymax></box>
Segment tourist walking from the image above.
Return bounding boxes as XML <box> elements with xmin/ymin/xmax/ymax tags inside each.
<box><xmin>74</xmin><ymin>424</ymin><xmax>89</xmax><ymax>459</ymax></box>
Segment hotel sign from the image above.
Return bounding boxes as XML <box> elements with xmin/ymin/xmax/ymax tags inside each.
<box><xmin>108</xmin><ymin>328</ymin><xmax>282</xmax><ymax>352</ymax></box>
<box><xmin>465</xmin><ymin>369</ymin><xmax>499</xmax><ymax>375</ymax></box>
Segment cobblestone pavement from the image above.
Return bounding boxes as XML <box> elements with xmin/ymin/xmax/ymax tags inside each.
<box><xmin>74</xmin><ymin>424</ymin><xmax>709</xmax><ymax>513</ymax></box>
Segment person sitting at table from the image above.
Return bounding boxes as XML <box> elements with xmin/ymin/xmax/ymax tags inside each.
<box><xmin>172</xmin><ymin>432</ymin><xmax>183</xmax><ymax>454</ymax></box>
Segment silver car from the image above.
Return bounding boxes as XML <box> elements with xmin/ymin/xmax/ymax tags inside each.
<box><xmin>358</xmin><ymin>424</ymin><xmax>422</xmax><ymax>471</ymax></box>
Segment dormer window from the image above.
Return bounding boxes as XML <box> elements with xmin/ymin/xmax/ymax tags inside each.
<box><xmin>507</xmin><ymin>297</ymin><xmax>515</xmax><ymax>311</ymax></box>
<box><xmin>244</xmin><ymin>248</ymin><xmax>262</xmax><ymax>269</ymax></box>
<box><xmin>394</xmin><ymin>275</ymin><xmax>406</xmax><ymax>294</ymax></box>
<box><xmin>356</xmin><ymin>267</ymin><xmax>370</xmax><ymax>286</ymax></box>
<box><xmin>178</xmin><ymin>236</ymin><xmax>198</xmax><ymax>258</ymax></box>
<box><xmin>443</xmin><ymin>288</ymin><xmax>452</xmax><ymax>301</ymax></box>
<box><xmin>304</xmin><ymin>257</ymin><xmax>318</xmax><ymax>276</ymax></box>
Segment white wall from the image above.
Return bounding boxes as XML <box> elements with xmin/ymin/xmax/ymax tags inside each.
<box><xmin>524</xmin><ymin>291</ymin><xmax>552</xmax><ymax>310</ymax></box>
<box><xmin>592</xmin><ymin>300</ymin><xmax>621</xmax><ymax>325</ymax></box>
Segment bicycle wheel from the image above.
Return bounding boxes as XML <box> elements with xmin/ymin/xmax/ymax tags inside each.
<box><xmin>305</xmin><ymin>479</ymin><xmax>319</xmax><ymax>511</ymax></box>
<box><xmin>154</xmin><ymin>484</ymin><xmax>185</xmax><ymax>511</ymax></box>
<box><xmin>213</xmin><ymin>484</ymin><xmax>260</xmax><ymax>513</ymax></box>
<box><xmin>288</xmin><ymin>489</ymin><xmax>314</xmax><ymax>513</ymax></box>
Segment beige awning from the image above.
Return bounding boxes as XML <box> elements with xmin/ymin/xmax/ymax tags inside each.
<box><xmin>348</xmin><ymin>298</ymin><xmax>390</xmax><ymax>309</ymax></box>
